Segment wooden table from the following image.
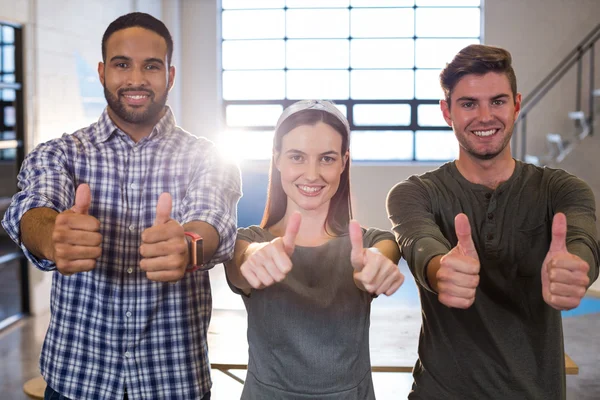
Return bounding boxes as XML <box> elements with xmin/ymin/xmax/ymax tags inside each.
<box><xmin>23</xmin><ymin>308</ymin><xmax>579</xmax><ymax>398</ymax></box>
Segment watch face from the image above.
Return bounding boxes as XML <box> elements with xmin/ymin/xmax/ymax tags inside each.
<box><xmin>195</xmin><ymin>238</ymin><xmax>204</xmax><ymax>266</ymax></box>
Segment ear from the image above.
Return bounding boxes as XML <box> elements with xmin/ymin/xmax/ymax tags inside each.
<box><xmin>513</xmin><ymin>92</ymin><xmax>522</xmax><ymax>120</ymax></box>
<box><xmin>274</xmin><ymin>150</ymin><xmax>281</xmax><ymax>172</ymax></box>
<box><xmin>98</xmin><ymin>62</ymin><xmax>105</xmax><ymax>86</ymax></box>
<box><xmin>167</xmin><ymin>65</ymin><xmax>176</xmax><ymax>91</ymax></box>
<box><xmin>440</xmin><ymin>100</ymin><xmax>453</xmax><ymax>127</ymax></box>
<box><xmin>341</xmin><ymin>150</ymin><xmax>349</xmax><ymax>173</ymax></box>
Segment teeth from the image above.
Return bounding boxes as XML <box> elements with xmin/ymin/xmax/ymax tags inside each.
<box><xmin>298</xmin><ymin>185</ymin><xmax>321</xmax><ymax>193</ymax></box>
<box><xmin>125</xmin><ymin>95</ymin><xmax>147</xmax><ymax>100</ymax></box>
<box><xmin>473</xmin><ymin>129</ymin><xmax>496</xmax><ymax>137</ymax></box>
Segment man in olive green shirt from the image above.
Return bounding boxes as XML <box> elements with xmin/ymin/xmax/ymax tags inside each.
<box><xmin>387</xmin><ymin>44</ymin><xmax>599</xmax><ymax>400</ymax></box>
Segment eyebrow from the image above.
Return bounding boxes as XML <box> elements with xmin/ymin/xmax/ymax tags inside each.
<box><xmin>285</xmin><ymin>149</ymin><xmax>340</xmax><ymax>156</ymax></box>
<box><xmin>455</xmin><ymin>94</ymin><xmax>510</xmax><ymax>102</ymax></box>
<box><xmin>109</xmin><ymin>55</ymin><xmax>165</xmax><ymax>66</ymax></box>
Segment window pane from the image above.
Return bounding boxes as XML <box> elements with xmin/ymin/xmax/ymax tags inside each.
<box><xmin>351</xmin><ymin>70</ymin><xmax>414</xmax><ymax>99</ymax></box>
<box><xmin>222</xmin><ymin>10</ymin><xmax>285</xmax><ymax>39</ymax></box>
<box><xmin>222</xmin><ymin>0</ymin><xmax>285</xmax><ymax>9</ymax></box>
<box><xmin>416</xmin><ymin>8</ymin><xmax>480</xmax><ymax>37</ymax></box>
<box><xmin>223</xmin><ymin>71</ymin><xmax>285</xmax><ymax>100</ymax></box>
<box><xmin>415</xmin><ymin>69</ymin><xmax>444</xmax><ymax>99</ymax></box>
<box><xmin>218</xmin><ymin>130</ymin><xmax>274</xmax><ymax>161</ymax></box>
<box><xmin>353</xmin><ymin>104</ymin><xmax>411</xmax><ymax>126</ymax></box>
<box><xmin>3</xmin><ymin>130</ymin><xmax>15</xmax><ymax>139</ymax></box>
<box><xmin>351</xmin><ymin>9</ymin><xmax>414</xmax><ymax>38</ymax></box>
<box><xmin>2</xmin><ymin>74</ymin><xmax>14</xmax><ymax>83</ymax></box>
<box><xmin>2</xmin><ymin>89</ymin><xmax>15</xmax><ymax>101</ymax></box>
<box><xmin>415</xmin><ymin>38</ymin><xmax>477</xmax><ymax>68</ymax></box>
<box><xmin>352</xmin><ymin>0</ymin><xmax>414</xmax><ymax>6</ymax></box>
<box><xmin>287</xmin><ymin>70</ymin><xmax>349</xmax><ymax>99</ymax></box>
<box><xmin>3</xmin><ymin>45</ymin><xmax>15</xmax><ymax>72</ymax></box>
<box><xmin>286</xmin><ymin>0</ymin><xmax>349</xmax><ymax>7</ymax></box>
<box><xmin>287</xmin><ymin>40</ymin><xmax>349</xmax><ymax>69</ymax></box>
<box><xmin>415</xmin><ymin>130</ymin><xmax>458</xmax><ymax>160</ymax></box>
<box><xmin>351</xmin><ymin>39</ymin><xmax>414</xmax><ymax>68</ymax></box>
<box><xmin>223</xmin><ymin>40</ymin><xmax>285</xmax><ymax>69</ymax></box>
<box><xmin>223</xmin><ymin>40</ymin><xmax>284</xmax><ymax>70</ymax></box>
<box><xmin>4</xmin><ymin>106</ymin><xmax>15</xmax><ymax>127</ymax></box>
<box><xmin>416</xmin><ymin>0</ymin><xmax>479</xmax><ymax>6</ymax></box>
<box><xmin>287</xmin><ymin>9</ymin><xmax>349</xmax><ymax>38</ymax></box>
<box><xmin>334</xmin><ymin>104</ymin><xmax>347</xmax><ymax>117</ymax></box>
<box><xmin>351</xmin><ymin>130</ymin><xmax>414</xmax><ymax>160</ymax></box>
<box><xmin>226</xmin><ymin>105</ymin><xmax>283</xmax><ymax>127</ymax></box>
<box><xmin>2</xmin><ymin>26</ymin><xmax>14</xmax><ymax>44</ymax></box>
<box><xmin>418</xmin><ymin>104</ymin><xmax>446</xmax><ymax>127</ymax></box>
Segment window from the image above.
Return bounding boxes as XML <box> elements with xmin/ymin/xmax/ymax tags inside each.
<box><xmin>0</xmin><ymin>22</ymin><xmax>27</xmax><ymax>330</ymax></box>
<box><xmin>220</xmin><ymin>0</ymin><xmax>481</xmax><ymax>161</ymax></box>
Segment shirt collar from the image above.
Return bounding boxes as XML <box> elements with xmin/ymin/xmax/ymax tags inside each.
<box><xmin>93</xmin><ymin>106</ymin><xmax>176</xmax><ymax>143</ymax></box>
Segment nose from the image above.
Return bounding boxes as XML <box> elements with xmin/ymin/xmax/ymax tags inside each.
<box><xmin>304</xmin><ymin>160</ymin><xmax>320</xmax><ymax>181</ymax></box>
<box><xmin>478</xmin><ymin>103</ymin><xmax>493</xmax><ymax>123</ymax></box>
<box><xmin>127</xmin><ymin>67</ymin><xmax>147</xmax><ymax>87</ymax></box>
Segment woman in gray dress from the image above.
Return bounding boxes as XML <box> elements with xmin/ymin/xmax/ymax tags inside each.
<box><xmin>225</xmin><ymin>100</ymin><xmax>405</xmax><ymax>399</ymax></box>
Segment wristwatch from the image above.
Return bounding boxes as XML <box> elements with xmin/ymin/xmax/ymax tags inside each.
<box><xmin>184</xmin><ymin>232</ymin><xmax>204</xmax><ymax>272</ymax></box>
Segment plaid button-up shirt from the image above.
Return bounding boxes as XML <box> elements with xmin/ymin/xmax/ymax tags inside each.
<box><xmin>2</xmin><ymin>107</ymin><xmax>242</xmax><ymax>399</ymax></box>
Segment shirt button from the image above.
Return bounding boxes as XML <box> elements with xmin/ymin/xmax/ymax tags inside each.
<box><xmin>487</xmin><ymin>213</ymin><xmax>494</xmax><ymax>220</ymax></box>
<box><xmin>125</xmin><ymin>351</ymin><xmax>132</xmax><ymax>358</ymax></box>
<box><xmin>126</xmin><ymin>311</ymin><xmax>132</xmax><ymax>318</ymax></box>
<box><xmin>486</xmin><ymin>233</ymin><xmax>494</xmax><ymax>240</ymax></box>
<box><xmin>128</xmin><ymin>225</ymin><xmax>135</xmax><ymax>231</ymax></box>
<box><xmin>127</xmin><ymin>267</ymin><xmax>133</xmax><ymax>274</ymax></box>
<box><xmin>485</xmin><ymin>193</ymin><xmax>492</xmax><ymax>200</ymax></box>
<box><xmin>130</xmin><ymin>183</ymin><xmax>138</xmax><ymax>189</ymax></box>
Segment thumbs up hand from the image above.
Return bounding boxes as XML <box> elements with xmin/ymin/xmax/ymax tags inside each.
<box><xmin>350</xmin><ymin>220</ymin><xmax>404</xmax><ymax>296</ymax></box>
<box><xmin>240</xmin><ymin>212</ymin><xmax>301</xmax><ymax>289</ymax></box>
<box><xmin>140</xmin><ymin>193</ymin><xmax>188</xmax><ymax>282</ymax></box>
<box><xmin>52</xmin><ymin>184</ymin><xmax>102</xmax><ymax>275</ymax></box>
<box><xmin>542</xmin><ymin>213</ymin><xmax>590</xmax><ymax>310</ymax></box>
<box><xmin>436</xmin><ymin>213</ymin><xmax>480</xmax><ymax>309</ymax></box>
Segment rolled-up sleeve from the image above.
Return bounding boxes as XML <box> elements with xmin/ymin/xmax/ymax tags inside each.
<box><xmin>1</xmin><ymin>139</ymin><xmax>74</xmax><ymax>271</ymax></box>
<box><xmin>180</xmin><ymin>146</ymin><xmax>242</xmax><ymax>267</ymax></box>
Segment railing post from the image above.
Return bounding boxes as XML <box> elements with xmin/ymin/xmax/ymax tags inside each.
<box><xmin>576</xmin><ymin>47</ymin><xmax>583</xmax><ymax>129</ymax></box>
<box><xmin>520</xmin><ymin>113</ymin><xmax>527</xmax><ymax>160</ymax></box>
<box><xmin>589</xmin><ymin>42</ymin><xmax>595</xmax><ymax>136</ymax></box>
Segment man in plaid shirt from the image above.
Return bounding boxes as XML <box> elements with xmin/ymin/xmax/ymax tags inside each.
<box><xmin>2</xmin><ymin>12</ymin><xmax>241</xmax><ymax>400</ymax></box>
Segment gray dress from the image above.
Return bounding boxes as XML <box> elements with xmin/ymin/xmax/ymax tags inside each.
<box><xmin>228</xmin><ymin>226</ymin><xmax>394</xmax><ymax>400</ymax></box>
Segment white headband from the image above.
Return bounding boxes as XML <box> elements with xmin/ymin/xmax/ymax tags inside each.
<box><xmin>274</xmin><ymin>100</ymin><xmax>350</xmax><ymax>136</ymax></box>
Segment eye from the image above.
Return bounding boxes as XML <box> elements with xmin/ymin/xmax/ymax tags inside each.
<box><xmin>461</xmin><ymin>102</ymin><xmax>475</xmax><ymax>109</ymax></box>
<box><xmin>116</xmin><ymin>63</ymin><xmax>128</xmax><ymax>68</ymax></box>
<box><xmin>290</xmin><ymin>154</ymin><xmax>303</xmax><ymax>162</ymax></box>
<box><xmin>321</xmin><ymin>156</ymin><xmax>336</xmax><ymax>164</ymax></box>
<box><xmin>145</xmin><ymin>64</ymin><xmax>160</xmax><ymax>70</ymax></box>
<box><xmin>492</xmin><ymin>99</ymin><xmax>506</xmax><ymax>106</ymax></box>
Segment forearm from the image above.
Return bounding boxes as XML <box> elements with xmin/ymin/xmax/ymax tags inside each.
<box><xmin>408</xmin><ymin>237</ymin><xmax>449</xmax><ymax>293</ymax></box>
<box><xmin>425</xmin><ymin>255</ymin><xmax>443</xmax><ymax>293</ymax></box>
<box><xmin>20</xmin><ymin>207</ymin><xmax>58</xmax><ymax>261</ymax></box>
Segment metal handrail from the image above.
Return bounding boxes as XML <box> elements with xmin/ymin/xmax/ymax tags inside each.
<box><xmin>515</xmin><ymin>24</ymin><xmax>600</xmax><ymax>160</ymax></box>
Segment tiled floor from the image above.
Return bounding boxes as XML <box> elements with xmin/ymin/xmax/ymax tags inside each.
<box><xmin>2</xmin><ymin>262</ymin><xmax>600</xmax><ymax>399</ymax></box>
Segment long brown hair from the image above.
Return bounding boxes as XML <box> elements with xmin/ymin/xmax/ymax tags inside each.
<box><xmin>260</xmin><ymin>107</ymin><xmax>352</xmax><ymax>236</ymax></box>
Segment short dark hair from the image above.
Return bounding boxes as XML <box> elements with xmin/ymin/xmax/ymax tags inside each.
<box><xmin>102</xmin><ymin>12</ymin><xmax>173</xmax><ymax>65</ymax></box>
<box><xmin>440</xmin><ymin>44</ymin><xmax>517</xmax><ymax>105</ymax></box>
<box><xmin>261</xmin><ymin>108</ymin><xmax>352</xmax><ymax>236</ymax></box>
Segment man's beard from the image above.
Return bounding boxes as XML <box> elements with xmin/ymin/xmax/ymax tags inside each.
<box><xmin>104</xmin><ymin>85</ymin><xmax>169</xmax><ymax>125</ymax></box>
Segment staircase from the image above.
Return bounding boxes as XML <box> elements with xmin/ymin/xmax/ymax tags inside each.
<box><xmin>514</xmin><ymin>24</ymin><xmax>600</xmax><ymax>165</ymax></box>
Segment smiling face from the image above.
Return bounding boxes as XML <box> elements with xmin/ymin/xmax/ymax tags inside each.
<box><xmin>275</xmin><ymin>122</ymin><xmax>348</xmax><ymax>216</ymax></box>
<box><xmin>98</xmin><ymin>27</ymin><xmax>174</xmax><ymax>133</ymax></box>
<box><xmin>441</xmin><ymin>71</ymin><xmax>521</xmax><ymax>161</ymax></box>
